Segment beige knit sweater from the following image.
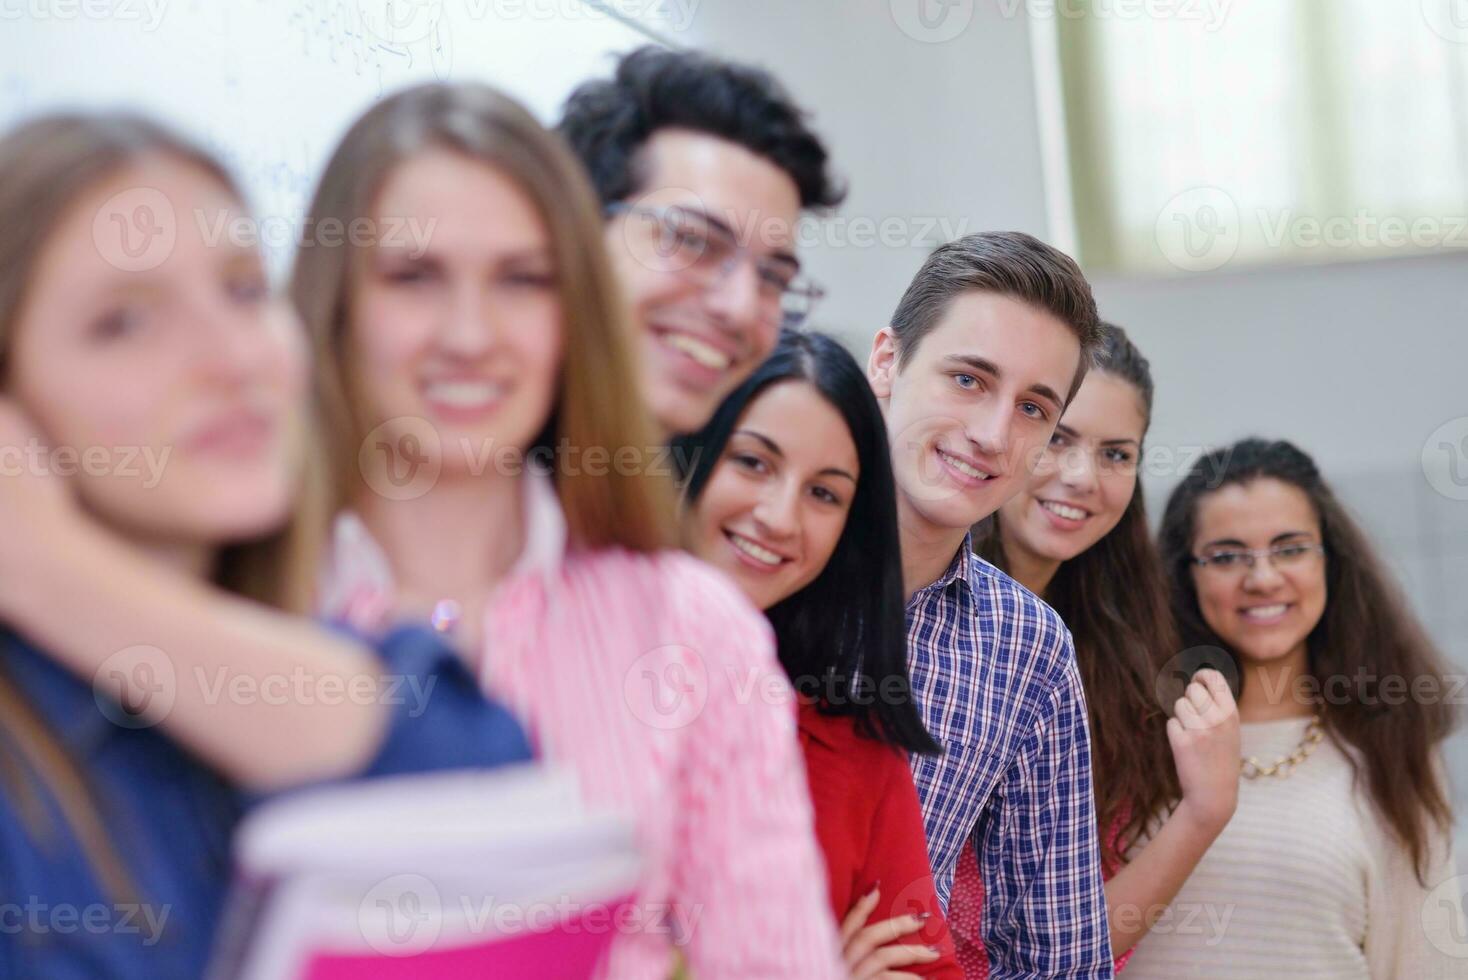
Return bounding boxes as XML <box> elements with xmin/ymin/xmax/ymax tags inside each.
<box><xmin>1123</xmin><ymin>716</ymin><xmax>1466</xmax><ymax>979</ymax></box>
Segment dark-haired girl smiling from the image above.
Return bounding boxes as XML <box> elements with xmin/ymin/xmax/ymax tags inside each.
<box><xmin>682</xmin><ymin>330</ymin><xmax>961</xmax><ymax>979</ymax></box>
<box><xmin>1127</xmin><ymin>437</ymin><xmax>1466</xmax><ymax>977</ymax></box>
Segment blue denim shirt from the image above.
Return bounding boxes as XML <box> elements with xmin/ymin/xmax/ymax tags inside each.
<box><xmin>0</xmin><ymin>625</ymin><xmax>533</xmax><ymax>979</ymax></box>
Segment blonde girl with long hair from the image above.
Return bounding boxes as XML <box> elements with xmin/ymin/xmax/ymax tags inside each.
<box><xmin>0</xmin><ymin>113</ymin><xmax>533</xmax><ymax>977</ymax></box>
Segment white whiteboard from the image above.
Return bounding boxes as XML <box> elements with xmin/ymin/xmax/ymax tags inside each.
<box><xmin>0</xmin><ymin>0</ymin><xmax>669</xmax><ymax>273</ymax></box>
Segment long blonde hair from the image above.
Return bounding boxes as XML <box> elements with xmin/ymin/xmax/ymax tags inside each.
<box><xmin>0</xmin><ymin>112</ymin><xmax>327</xmax><ymax>896</ymax></box>
<box><xmin>290</xmin><ymin>83</ymin><xmax>675</xmax><ymax>552</ymax></box>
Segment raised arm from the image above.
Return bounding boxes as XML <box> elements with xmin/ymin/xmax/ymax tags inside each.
<box><xmin>0</xmin><ymin>403</ymin><xmax>520</xmax><ymax>791</ymax></box>
<box><xmin>1102</xmin><ymin>668</ymin><xmax>1239</xmax><ymax>959</ymax></box>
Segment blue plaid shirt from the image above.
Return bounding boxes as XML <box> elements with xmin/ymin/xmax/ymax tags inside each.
<box><xmin>907</xmin><ymin>534</ymin><xmax>1112</xmax><ymax>978</ymax></box>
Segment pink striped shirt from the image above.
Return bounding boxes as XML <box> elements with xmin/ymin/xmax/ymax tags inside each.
<box><xmin>319</xmin><ymin>475</ymin><xmax>844</xmax><ymax>979</ymax></box>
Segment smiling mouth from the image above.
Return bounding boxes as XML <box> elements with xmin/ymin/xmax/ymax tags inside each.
<box><xmin>657</xmin><ymin>328</ymin><xmax>733</xmax><ymax>372</ymax></box>
<box><xmin>421</xmin><ymin>379</ymin><xmax>505</xmax><ymax>412</ymax></box>
<box><xmin>1240</xmin><ymin>603</ymin><xmax>1291</xmax><ymax>622</ymax></box>
<box><xmin>724</xmin><ymin>529</ymin><xmax>787</xmax><ymax>568</ymax></box>
<box><xmin>1040</xmin><ymin>499</ymin><xmax>1090</xmax><ymax>521</ymax></box>
<box><xmin>936</xmin><ymin>448</ymin><xmax>993</xmax><ymax>482</ymax></box>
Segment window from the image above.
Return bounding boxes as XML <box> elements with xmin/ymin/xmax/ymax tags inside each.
<box><xmin>1055</xmin><ymin>1</ymin><xmax>1468</xmax><ymax>274</ymax></box>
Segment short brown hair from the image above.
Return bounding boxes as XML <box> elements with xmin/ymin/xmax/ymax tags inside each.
<box><xmin>889</xmin><ymin>231</ymin><xmax>1102</xmax><ymax>401</ymax></box>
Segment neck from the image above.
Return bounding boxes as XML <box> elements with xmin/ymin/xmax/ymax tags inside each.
<box><xmin>1237</xmin><ymin>642</ymin><xmax>1315</xmax><ymax>722</ymax></box>
<box><xmin>355</xmin><ymin>469</ymin><xmax>526</xmax><ymax>613</ymax></box>
<box><xmin>999</xmin><ymin>528</ymin><xmax>1062</xmax><ymax>599</ymax></box>
<box><xmin>133</xmin><ymin>537</ymin><xmax>216</xmax><ymax>581</ymax></box>
<box><xmin>896</xmin><ymin>491</ymin><xmax>971</xmax><ymax>601</ymax></box>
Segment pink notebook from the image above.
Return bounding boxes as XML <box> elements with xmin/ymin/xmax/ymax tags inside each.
<box><xmin>210</xmin><ymin>766</ymin><xmax>642</xmax><ymax>980</ymax></box>
<box><xmin>302</xmin><ymin>890</ymin><xmax>635</xmax><ymax>979</ymax></box>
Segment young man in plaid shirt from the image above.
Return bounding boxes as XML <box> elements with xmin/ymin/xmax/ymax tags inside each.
<box><xmin>867</xmin><ymin>232</ymin><xmax>1113</xmax><ymax>978</ymax></box>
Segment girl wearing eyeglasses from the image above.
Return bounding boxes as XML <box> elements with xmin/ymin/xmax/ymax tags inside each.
<box><xmin>948</xmin><ymin>324</ymin><xmax>1241</xmax><ymax>976</ymax></box>
<box><xmin>1125</xmin><ymin>437</ymin><xmax>1466</xmax><ymax>977</ymax></box>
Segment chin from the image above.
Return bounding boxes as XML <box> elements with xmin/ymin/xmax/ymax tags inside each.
<box><xmin>649</xmin><ymin>384</ymin><xmax>716</xmax><ymax>438</ymax></box>
<box><xmin>908</xmin><ymin>492</ymin><xmax>991</xmax><ymax>533</ymax></box>
<box><xmin>211</xmin><ymin>499</ymin><xmax>295</xmax><ymax>542</ymax></box>
<box><xmin>1018</xmin><ymin>523</ymin><xmax>1083</xmax><ymax>562</ymax></box>
<box><xmin>1228</xmin><ymin>633</ymin><xmax>1308</xmax><ymax>666</ymax></box>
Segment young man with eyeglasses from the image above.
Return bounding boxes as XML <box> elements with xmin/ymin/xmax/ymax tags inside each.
<box><xmin>867</xmin><ymin>232</ymin><xmax>1115</xmax><ymax>977</ymax></box>
<box><xmin>559</xmin><ymin>45</ymin><xmax>843</xmax><ymax>436</ymax></box>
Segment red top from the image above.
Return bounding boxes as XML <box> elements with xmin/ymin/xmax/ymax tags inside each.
<box><xmin>798</xmin><ymin>702</ymin><xmax>963</xmax><ymax>979</ymax></box>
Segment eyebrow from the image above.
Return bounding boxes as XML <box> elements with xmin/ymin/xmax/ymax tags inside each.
<box><xmin>1053</xmin><ymin>422</ymin><xmax>1141</xmax><ymax>447</ymax></box>
<box><xmin>1198</xmin><ymin>530</ymin><xmax>1315</xmax><ymax>550</ymax></box>
<box><xmin>732</xmin><ymin>429</ymin><xmax>856</xmax><ymax>483</ymax></box>
<box><xmin>942</xmin><ymin>355</ymin><xmax>1064</xmax><ymax>408</ymax></box>
<box><xmin>686</xmin><ymin>205</ymin><xmax>801</xmax><ymax>272</ymax></box>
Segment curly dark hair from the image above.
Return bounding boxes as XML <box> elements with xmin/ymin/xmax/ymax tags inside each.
<box><xmin>557</xmin><ymin>45</ymin><xmax>845</xmax><ymax>210</ymax></box>
<box><xmin>1159</xmin><ymin>437</ymin><xmax>1460</xmax><ymax>883</ymax></box>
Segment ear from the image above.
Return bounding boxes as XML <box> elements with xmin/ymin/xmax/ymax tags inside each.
<box><xmin>867</xmin><ymin>327</ymin><xmax>898</xmax><ymax>400</ymax></box>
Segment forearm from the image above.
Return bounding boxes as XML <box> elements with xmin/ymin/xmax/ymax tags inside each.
<box><xmin>1102</xmin><ymin>803</ymin><xmax>1222</xmax><ymax>957</ymax></box>
<box><xmin>4</xmin><ymin>518</ymin><xmax>389</xmax><ymax>791</ymax></box>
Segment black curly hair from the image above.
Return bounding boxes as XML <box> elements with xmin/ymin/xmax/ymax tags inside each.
<box><xmin>557</xmin><ymin>45</ymin><xmax>845</xmax><ymax>211</ymax></box>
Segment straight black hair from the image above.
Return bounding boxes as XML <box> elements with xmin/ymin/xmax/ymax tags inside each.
<box><xmin>678</xmin><ymin>330</ymin><xmax>939</xmax><ymax>755</ymax></box>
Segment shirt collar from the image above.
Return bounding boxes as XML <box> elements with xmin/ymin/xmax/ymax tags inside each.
<box><xmin>913</xmin><ymin>531</ymin><xmax>978</xmax><ymax>599</ymax></box>
<box><xmin>320</xmin><ymin>469</ymin><xmax>569</xmax><ymax>626</ymax></box>
<box><xmin>515</xmin><ymin>467</ymin><xmax>569</xmax><ymax>580</ymax></box>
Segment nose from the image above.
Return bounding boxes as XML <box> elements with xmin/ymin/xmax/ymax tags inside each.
<box><xmin>964</xmin><ymin>405</ymin><xmax>1012</xmax><ymax>462</ymax></box>
<box><xmin>436</xmin><ymin>282</ymin><xmax>496</xmax><ymax>358</ymax></box>
<box><xmin>751</xmin><ymin>478</ymin><xmax>801</xmax><ymax>542</ymax></box>
<box><xmin>1057</xmin><ymin>444</ymin><xmax>1099</xmax><ymax>496</ymax></box>
<box><xmin>702</xmin><ymin>257</ymin><xmax>767</xmax><ymax>351</ymax></box>
<box><xmin>1242</xmin><ymin>554</ymin><xmax>1286</xmax><ymax>591</ymax></box>
<box><xmin>193</xmin><ymin>292</ymin><xmax>281</xmax><ymax>386</ymax></box>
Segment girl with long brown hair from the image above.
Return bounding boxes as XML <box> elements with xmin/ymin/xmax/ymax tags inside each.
<box><xmin>294</xmin><ymin>83</ymin><xmax>844</xmax><ymax>979</ymax></box>
<box><xmin>1126</xmin><ymin>437</ymin><xmax>1465</xmax><ymax>977</ymax></box>
<box><xmin>950</xmin><ymin>323</ymin><xmax>1242</xmax><ymax>974</ymax></box>
<box><xmin>0</xmin><ymin>112</ymin><xmax>535</xmax><ymax>978</ymax></box>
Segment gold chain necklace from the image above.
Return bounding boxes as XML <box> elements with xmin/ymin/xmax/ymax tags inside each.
<box><xmin>1240</xmin><ymin>715</ymin><xmax>1324</xmax><ymax>780</ymax></box>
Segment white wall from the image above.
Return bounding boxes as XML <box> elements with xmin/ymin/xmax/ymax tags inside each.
<box><xmin>0</xmin><ymin>0</ymin><xmax>658</xmax><ymax>276</ymax></box>
<box><xmin>682</xmin><ymin>0</ymin><xmax>1468</xmax><ymax>854</ymax></box>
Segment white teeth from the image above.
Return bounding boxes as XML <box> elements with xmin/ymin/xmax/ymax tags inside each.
<box><xmin>939</xmin><ymin>449</ymin><xmax>988</xmax><ymax>480</ymax></box>
<box><xmin>424</xmin><ymin>380</ymin><xmax>502</xmax><ymax>408</ymax></box>
<box><xmin>728</xmin><ymin>532</ymin><xmax>783</xmax><ymax>567</ymax></box>
<box><xmin>664</xmin><ymin>332</ymin><xmax>732</xmax><ymax>371</ymax></box>
<box><xmin>1243</xmin><ymin>604</ymin><xmax>1289</xmax><ymax>619</ymax></box>
<box><xmin>1041</xmin><ymin>500</ymin><xmax>1088</xmax><ymax>521</ymax></box>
